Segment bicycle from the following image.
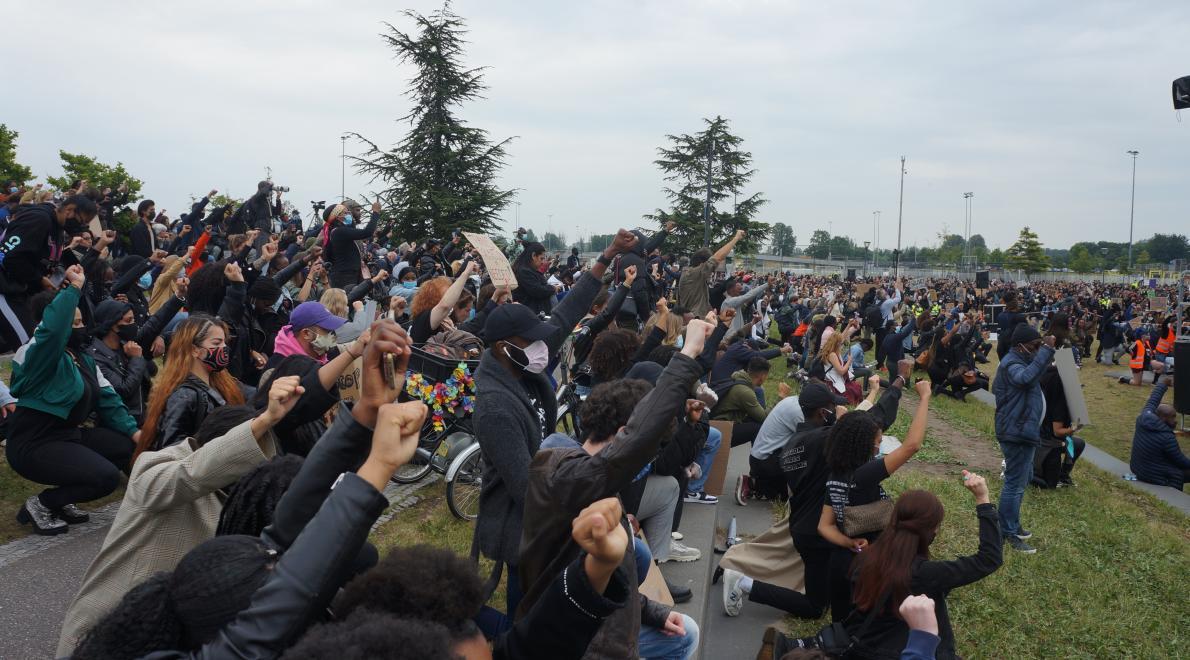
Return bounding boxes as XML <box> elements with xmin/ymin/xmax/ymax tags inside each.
<box><xmin>391</xmin><ymin>347</ymin><xmax>483</xmax><ymax>521</ymax></box>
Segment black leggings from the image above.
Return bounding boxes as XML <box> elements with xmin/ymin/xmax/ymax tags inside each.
<box><xmin>747</xmin><ymin>537</ymin><xmax>830</xmax><ymax>619</ymax></box>
<box><xmin>5</xmin><ymin>422</ymin><xmax>132</xmax><ymax>511</ymax></box>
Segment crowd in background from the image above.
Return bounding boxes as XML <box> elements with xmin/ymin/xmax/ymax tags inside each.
<box><xmin>0</xmin><ymin>177</ymin><xmax>1184</xmax><ymax>659</ymax></box>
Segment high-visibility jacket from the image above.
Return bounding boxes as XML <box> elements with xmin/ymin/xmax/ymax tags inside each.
<box><xmin>1129</xmin><ymin>339</ymin><xmax>1150</xmax><ymax>370</ymax></box>
<box><xmin>1155</xmin><ymin>328</ymin><xmax>1175</xmax><ymax>355</ymax></box>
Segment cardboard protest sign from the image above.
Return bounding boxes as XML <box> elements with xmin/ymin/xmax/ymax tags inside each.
<box><xmin>1151</xmin><ymin>297</ymin><xmax>1167</xmax><ymax>311</ymax></box>
<box><xmin>1054</xmin><ymin>347</ymin><xmax>1091</xmax><ymax>427</ymax></box>
<box><xmin>462</xmin><ymin>232</ymin><xmax>518</xmax><ymax>290</ymax></box>
<box><xmin>854</xmin><ymin>283</ymin><xmax>875</xmax><ymax>297</ymax></box>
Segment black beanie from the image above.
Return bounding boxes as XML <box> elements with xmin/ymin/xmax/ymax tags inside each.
<box><xmin>91</xmin><ymin>299</ymin><xmax>133</xmax><ymax>337</ymax></box>
<box><xmin>1011</xmin><ymin>324</ymin><xmax>1041</xmax><ymax>345</ymax></box>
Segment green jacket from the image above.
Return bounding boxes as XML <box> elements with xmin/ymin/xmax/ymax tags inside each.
<box><xmin>11</xmin><ymin>286</ymin><xmax>137</xmax><ymax>437</ymax></box>
<box><xmin>711</xmin><ymin>369</ymin><xmax>768</xmax><ymax>424</ymax></box>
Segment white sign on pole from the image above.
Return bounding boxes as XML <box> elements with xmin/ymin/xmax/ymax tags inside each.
<box><xmin>1054</xmin><ymin>347</ymin><xmax>1091</xmax><ymax>427</ymax></box>
<box><xmin>463</xmin><ymin>232</ymin><xmax>518</xmax><ymax>290</ymax></box>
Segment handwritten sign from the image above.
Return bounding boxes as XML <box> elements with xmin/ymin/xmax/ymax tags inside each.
<box><xmin>854</xmin><ymin>283</ymin><xmax>875</xmax><ymax>297</ymax></box>
<box><xmin>463</xmin><ymin>232</ymin><xmax>518</xmax><ymax>290</ymax></box>
<box><xmin>1054</xmin><ymin>347</ymin><xmax>1091</xmax><ymax>427</ymax></box>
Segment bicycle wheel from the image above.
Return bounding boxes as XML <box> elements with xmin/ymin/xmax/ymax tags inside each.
<box><xmin>446</xmin><ymin>444</ymin><xmax>483</xmax><ymax>521</ymax></box>
<box><xmin>390</xmin><ymin>422</ymin><xmax>439</xmax><ymax>484</ymax></box>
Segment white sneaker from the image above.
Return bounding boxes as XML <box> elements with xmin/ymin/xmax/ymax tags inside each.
<box><xmin>722</xmin><ymin>568</ymin><xmax>745</xmax><ymax>616</ymax></box>
<box><xmin>663</xmin><ymin>540</ymin><xmax>702</xmax><ymax>563</ymax></box>
<box><xmin>671</xmin><ymin>531</ymin><xmax>684</xmax><ymax>541</ymax></box>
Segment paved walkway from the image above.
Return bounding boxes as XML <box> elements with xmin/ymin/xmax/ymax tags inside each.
<box><xmin>960</xmin><ymin>384</ymin><xmax>1190</xmax><ymax>515</ymax></box>
<box><xmin>0</xmin><ymin>476</ymin><xmax>438</xmax><ymax>660</ymax></box>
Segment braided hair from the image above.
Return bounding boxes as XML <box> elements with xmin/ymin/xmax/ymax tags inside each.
<box><xmin>216</xmin><ymin>455</ymin><xmax>304</xmax><ymax>537</ymax></box>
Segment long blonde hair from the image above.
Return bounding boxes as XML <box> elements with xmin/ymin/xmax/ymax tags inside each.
<box><xmin>644</xmin><ymin>312</ymin><xmax>685</xmax><ymax>346</ymax></box>
<box><xmin>320</xmin><ymin>288</ymin><xmax>348</xmax><ymax>318</ymax></box>
<box><xmin>137</xmin><ymin>316</ymin><xmax>245</xmax><ymax>463</ymax></box>
<box><xmin>817</xmin><ymin>330</ymin><xmax>845</xmax><ymax>365</ymax></box>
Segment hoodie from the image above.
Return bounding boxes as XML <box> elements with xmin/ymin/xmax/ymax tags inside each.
<box><xmin>271</xmin><ymin>325</ymin><xmax>323</xmax><ymax>364</ymax></box>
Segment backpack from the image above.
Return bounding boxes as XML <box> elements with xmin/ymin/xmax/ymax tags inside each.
<box><xmin>424</xmin><ymin>329</ymin><xmax>483</xmax><ymax>360</ymax></box>
<box><xmin>774</xmin><ymin>305</ymin><xmax>799</xmax><ymax>336</ymax></box>
<box><xmin>864</xmin><ymin>304</ymin><xmax>884</xmax><ymax>331</ymax></box>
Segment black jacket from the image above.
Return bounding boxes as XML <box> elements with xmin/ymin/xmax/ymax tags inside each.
<box><xmin>130</xmin><ymin>220</ymin><xmax>155</xmax><ymax>258</ymax></box>
<box><xmin>473</xmin><ymin>270</ymin><xmax>604</xmax><ymax>565</ymax></box>
<box><xmin>518</xmin><ymin>353</ymin><xmax>702</xmax><ymax>659</ymax></box>
<box><xmin>849</xmin><ymin>504</ymin><xmax>1002</xmax><ymax>660</ymax></box>
<box><xmin>86</xmin><ymin>296</ymin><xmax>182</xmax><ymax>421</ymax></box>
<box><xmin>0</xmin><ymin>203</ymin><xmax>71</xmax><ymax>296</ymax></box>
<box><xmin>156</xmin><ymin>375</ymin><xmax>226</xmax><ymax>451</ymax></box>
<box><xmin>613</xmin><ymin>228</ymin><xmax>669</xmax><ymax>321</ymax></box>
<box><xmin>512</xmin><ymin>264</ymin><xmax>556</xmax><ymax>316</ymax></box>
<box><xmin>326</xmin><ymin>213</ymin><xmax>379</xmax><ymax>289</ymax></box>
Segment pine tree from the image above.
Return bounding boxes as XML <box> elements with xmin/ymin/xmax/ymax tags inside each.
<box><xmin>1005</xmin><ymin>226</ymin><xmax>1050</xmax><ymax>275</ymax></box>
<box><xmin>352</xmin><ymin>4</ymin><xmax>514</xmax><ymax>242</ymax></box>
<box><xmin>0</xmin><ymin>124</ymin><xmax>33</xmax><ymax>184</ymax></box>
<box><xmin>647</xmin><ymin>116</ymin><xmax>769</xmax><ymax>255</ymax></box>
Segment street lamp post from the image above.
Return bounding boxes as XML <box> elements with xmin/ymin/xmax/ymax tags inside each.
<box><xmin>1126</xmin><ymin>150</ymin><xmax>1139</xmax><ymax>272</ymax></box>
<box><xmin>872</xmin><ymin>211</ymin><xmax>880</xmax><ymax>270</ymax></box>
<box><xmin>827</xmin><ymin>221</ymin><xmax>833</xmax><ymax>262</ymax></box>
<box><xmin>1101</xmin><ymin>247</ymin><xmax>1109</xmax><ymax>284</ymax></box>
<box><xmin>895</xmin><ymin>156</ymin><xmax>906</xmax><ymax>277</ymax></box>
<box><xmin>863</xmin><ymin>241</ymin><xmax>871</xmax><ymax>276</ymax></box>
<box><xmin>963</xmin><ymin>192</ymin><xmax>974</xmax><ymax>271</ymax></box>
<box><xmin>340</xmin><ymin>135</ymin><xmax>347</xmax><ymax>201</ymax></box>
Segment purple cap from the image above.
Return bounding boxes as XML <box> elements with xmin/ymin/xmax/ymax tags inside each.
<box><xmin>289</xmin><ymin>302</ymin><xmax>346</xmax><ymax>332</ymax></box>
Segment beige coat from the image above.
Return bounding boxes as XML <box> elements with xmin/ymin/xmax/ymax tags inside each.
<box><xmin>56</xmin><ymin>421</ymin><xmax>276</xmax><ymax>657</ymax></box>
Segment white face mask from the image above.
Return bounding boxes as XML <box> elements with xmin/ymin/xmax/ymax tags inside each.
<box><xmin>504</xmin><ymin>339</ymin><xmax>550</xmax><ymax>374</ymax></box>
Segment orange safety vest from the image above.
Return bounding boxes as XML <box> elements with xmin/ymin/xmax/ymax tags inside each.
<box><xmin>1156</xmin><ymin>328</ymin><xmax>1175</xmax><ymax>355</ymax></box>
<box><xmin>1129</xmin><ymin>339</ymin><xmax>1148</xmax><ymax>370</ymax></box>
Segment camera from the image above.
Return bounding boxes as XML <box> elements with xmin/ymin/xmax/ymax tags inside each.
<box><xmin>273</xmin><ymin>186</ymin><xmax>290</xmax><ymax>193</ymax></box>
<box><xmin>311</xmin><ymin>200</ymin><xmax>326</xmax><ymax>211</ymax></box>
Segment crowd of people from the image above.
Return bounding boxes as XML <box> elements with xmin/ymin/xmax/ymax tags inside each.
<box><xmin>0</xmin><ymin>177</ymin><xmax>1184</xmax><ymax>659</ymax></box>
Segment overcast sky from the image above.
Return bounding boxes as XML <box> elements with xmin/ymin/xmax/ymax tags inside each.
<box><xmin>8</xmin><ymin>1</ymin><xmax>1187</xmax><ymax>251</ymax></box>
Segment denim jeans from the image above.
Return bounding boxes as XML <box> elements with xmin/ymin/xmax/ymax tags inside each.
<box><xmin>474</xmin><ymin>563</ymin><xmax>524</xmax><ymax>639</ymax></box>
<box><xmin>998</xmin><ymin>438</ymin><xmax>1036</xmax><ymax>537</ymax></box>
<box><xmin>687</xmin><ymin>426</ymin><xmax>721</xmax><ymax>494</ymax></box>
<box><xmin>638</xmin><ymin>613</ymin><xmax>699</xmax><ymax>660</ymax></box>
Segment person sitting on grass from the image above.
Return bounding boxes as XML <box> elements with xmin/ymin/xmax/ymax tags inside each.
<box><xmin>1128</xmin><ymin>366</ymin><xmax>1188</xmax><ymax>491</ymax></box>
<box><xmin>763</xmin><ymin>471</ymin><xmax>1002</xmax><ymax>660</ymax></box>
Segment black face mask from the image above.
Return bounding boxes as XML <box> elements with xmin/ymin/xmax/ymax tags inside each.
<box><xmin>116</xmin><ymin>324</ymin><xmax>138</xmax><ymax>342</ymax></box>
<box><xmin>67</xmin><ymin>328</ymin><xmax>89</xmax><ymax>351</ymax></box>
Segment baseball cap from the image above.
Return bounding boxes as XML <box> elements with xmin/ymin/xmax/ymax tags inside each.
<box><xmin>799</xmin><ymin>382</ymin><xmax>847</xmax><ymax>413</ymax></box>
<box><xmin>485</xmin><ymin>303</ymin><xmax>557</xmax><ymax>343</ymax></box>
<box><xmin>290</xmin><ymin>302</ymin><xmax>346</xmax><ymax>332</ymax></box>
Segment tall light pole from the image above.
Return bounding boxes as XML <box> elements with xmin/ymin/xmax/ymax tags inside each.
<box><xmin>963</xmin><ymin>192</ymin><xmax>974</xmax><ymax>270</ymax></box>
<box><xmin>1126</xmin><ymin>150</ymin><xmax>1139</xmax><ymax>271</ymax></box>
<box><xmin>340</xmin><ymin>135</ymin><xmax>347</xmax><ymax>201</ymax></box>
<box><xmin>827</xmin><ymin>220</ymin><xmax>833</xmax><ymax>262</ymax></box>
<box><xmin>513</xmin><ymin>201</ymin><xmax>521</xmax><ymax>232</ymax></box>
<box><xmin>872</xmin><ymin>211</ymin><xmax>880</xmax><ymax>269</ymax></box>
<box><xmin>895</xmin><ymin>156</ymin><xmax>906</xmax><ymax>277</ymax></box>
<box><xmin>863</xmin><ymin>241</ymin><xmax>871</xmax><ymax>276</ymax></box>
<box><xmin>547</xmin><ymin>214</ymin><xmax>554</xmax><ymax>251</ymax></box>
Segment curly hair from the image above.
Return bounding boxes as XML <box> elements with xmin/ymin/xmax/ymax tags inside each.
<box><xmin>580</xmin><ymin>379</ymin><xmax>652</xmax><ymax>442</ymax></box>
<box><xmin>72</xmin><ymin>573</ymin><xmax>180</xmax><ymax>660</ymax></box>
<box><xmin>216</xmin><ymin>455</ymin><xmax>304</xmax><ymax>537</ymax></box>
<box><xmin>192</xmin><ymin>405</ymin><xmax>256</xmax><ymax>448</ymax></box>
<box><xmin>335</xmin><ymin>544</ymin><xmax>484</xmax><ymax>631</ymax></box>
<box><xmin>410</xmin><ymin>276</ymin><xmax>451</xmax><ymax>319</ymax></box>
<box><xmin>283</xmin><ymin>610</ymin><xmax>453</xmax><ymax>660</ymax></box>
<box><xmin>824</xmin><ymin>410</ymin><xmax>882</xmax><ymax>474</ymax></box>
<box><xmin>587</xmin><ymin>328</ymin><xmax>641</xmax><ymax>383</ymax></box>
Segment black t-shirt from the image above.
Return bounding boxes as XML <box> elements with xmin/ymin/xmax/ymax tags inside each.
<box><xmin>523</xmin><ymin>381</ymin><xmax>548</xmax><ymax>439</ymax></box>
<box><xmin>781</xmin><ymin>423</ymin><xmax>832</xmax><ymax>545</ymax></box>
<box><xmin>410</xmin><ymin>310</ymin><xmax>434</xmax><ymax>344</ymax></box>
<box><xmin>824</xmin><ymin>459</ymin><xmax>891</xmax><ymax>540</ymax></box>
<box><xmin>1039</xmin><ymin>369</ymin><xmax>1069</xmax><ymax>442</ymax></box>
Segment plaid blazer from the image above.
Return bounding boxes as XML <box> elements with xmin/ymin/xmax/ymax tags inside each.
<box><xmin>56</xmin><ymin>421</ymin><xmax>276</xmax><ymax>657</ymax></box>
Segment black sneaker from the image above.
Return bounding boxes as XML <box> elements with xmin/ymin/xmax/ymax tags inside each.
<box><xmin>16</xmin><ymin>496</ymin><xmax>68</xmax><ymax>536</ymax></box>
<box><xmin>56</xmin><ymin>504</ymin><xmax>90</xmax><ymax>524</ymax></box>
<box><xmin>1005</xmin><ymin>535</ymin><xmax>1037</xmax><ymax>554</ymax></box>
<box><xmin>666</xmin><ymin>579</ymin><xmax>693</xmax><ymax>604</ymax></box>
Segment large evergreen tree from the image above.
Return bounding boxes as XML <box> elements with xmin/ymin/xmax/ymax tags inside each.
<box><xmin>0</xmin><ymin>124</ymin><xmax>33</xmax><ymax>184</ymax></box>
<box><xmin>768</xmin><ymin>222</ymin><xmax>796</xmax><ymax>256</ymax></box>
<box><xmin>647</xmin><ymin>116</ymin><xmax>769</xmax><ymax>255</ymax></box>
<box><xmin>1005</xmin><ymin>226</ymin><xmax>1050</xmax><ymax>275</ymax></box>
<box><xmin>352</xmin><ymin>4</ymin><xmax>514</xmax><ymax>242</ymax></box>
